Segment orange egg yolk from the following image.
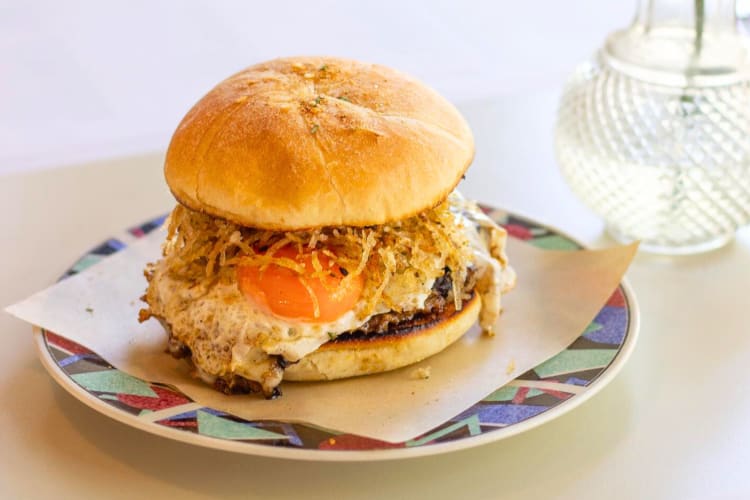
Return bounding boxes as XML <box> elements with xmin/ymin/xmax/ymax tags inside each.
<box><xmin>237</xmin><ymin>245</ymin><xmax>364</xmax><ymax>323</ymax></box>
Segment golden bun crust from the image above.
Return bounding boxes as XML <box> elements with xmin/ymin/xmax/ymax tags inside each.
<box><xmin>165</xmin><ymin>56</ymin><xmax>474</xmax><ymax>230</ymax></box>
<box><xmin>283</xmin><ymin>294</ymin><xmax>481</xmax><ymax>381</ymax></box>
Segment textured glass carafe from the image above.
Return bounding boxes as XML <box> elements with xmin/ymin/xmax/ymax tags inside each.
<box><xmin>555</xmin><ymin>0</ymin><xmax>750</xmax><ymax>254</ymax></box>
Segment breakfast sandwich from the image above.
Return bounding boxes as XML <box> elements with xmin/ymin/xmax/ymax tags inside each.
<box><xmin>139</xmin><ymin>56</ymin><xmax>516</xmax><ymax>398</ymax></box>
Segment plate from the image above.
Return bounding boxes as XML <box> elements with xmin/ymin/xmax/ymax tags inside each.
<box><xmin>35</xmin><ymin>207</ymin><xmax>639</xmax><ymax>461</ymax></box>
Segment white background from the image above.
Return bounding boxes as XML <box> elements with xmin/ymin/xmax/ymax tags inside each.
<box><xmin>1</xmin><ymin>0</ymin><xmax>634</xmax><ymax>175</ymax></box>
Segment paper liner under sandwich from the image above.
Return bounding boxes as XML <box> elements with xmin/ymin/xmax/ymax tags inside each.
<box><xmin>6</xmin><ymin>229</ymin><xmax>637</xmax><ymax>443</ymax></box>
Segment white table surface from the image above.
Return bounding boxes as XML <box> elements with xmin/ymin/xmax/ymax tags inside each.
<box><xmin>3</xmin><ymin>2</ymin><xmax>750</xmax><ymax>499</ymax></box>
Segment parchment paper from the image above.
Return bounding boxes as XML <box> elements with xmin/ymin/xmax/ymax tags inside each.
<box><xmin>6</xmin><ymin>229</ymin><xmax>637</xmax><ymax>443</ymax></box>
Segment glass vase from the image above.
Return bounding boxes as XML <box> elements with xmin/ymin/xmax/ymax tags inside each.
<box><xmin>555</xmin><ymin>0</ymin><xmax>750</xmax><ymax>254</ymax></box>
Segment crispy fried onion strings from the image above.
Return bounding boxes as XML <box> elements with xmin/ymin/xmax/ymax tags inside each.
<box><xmin>160</xmin><ymin>202</ymin><xmax>472</xmax><ymax>319</ymax></box>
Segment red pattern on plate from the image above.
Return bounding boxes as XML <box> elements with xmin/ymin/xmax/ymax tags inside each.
<box><xmin>117</xmin><ymin>386</ymin><xmax>191</xmax><ymax>411</ymax></box>
<box><xmin>45</xmin><ymin>331</ymin><xmax>94</xmax><ymax>355</ymax></box>
<box><xmin>156</xmin><ymin>419</ymin><xmax>198</xmax><ymax>428</ymax></box>
<box><xmin>504</xmin><ymin>223</ymin><xmax>534</xmax><ymax>241</ymax></box>
<box><xmin>605</xmin><ymin>288</ymin><xmax>626</xmax><ymax>308</ymax></box>
<box><xmin>318</xmin><ymin>434</ymin><xmax>405</xmax><ymax>450</ymax></box>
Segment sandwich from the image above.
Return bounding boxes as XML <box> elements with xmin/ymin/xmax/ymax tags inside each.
<box><xmin>139</xmin><ymin>56</ymin><xmax>516</xmax><ymax>398</ymax></box>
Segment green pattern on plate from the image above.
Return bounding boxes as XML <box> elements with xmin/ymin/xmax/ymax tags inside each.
<box><xmin>529</xmin><ymin>235</ymin><xmax>580</xmax><ymax>251</ymax></box>
<box><xmin>583</xmin><ymin>321</ymin><xmax>604</xmax><ymax>335</ymax></box>
<box><xmin>71</xmin><ymin>370</ymin><xmax>158</xmax><ymax>397</ymax></box>
<box><xmin>484</xmin><ymin>385</ymin><xmax>518</xmax><ymax>402</ymax></box>
<box><xmin>197</xmin><ymin>411</ymin><xmax>287</xmax><ymax>441</ymax></box>
<box><xmin>526</xmin><ymin>388</ymin><xmax>545</xmax><ymax>398</ymax></box>
<box><xmin>71</xmin><ymin>254</ymin><xmax>103</xmax><ymax>273</ymax></box>
<box><xmin>534</xmin><ymin>349</ymin><xmax>618</xmax><ymax>378</ymax></box>
<box><xmin>406</xmin><ymin>414</ymin><xmax>482</xmax><ymax>447</ymax></box>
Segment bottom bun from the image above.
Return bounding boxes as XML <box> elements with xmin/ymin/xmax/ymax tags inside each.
<box><xmin>283</xmin><ymin>294</ymin><xmax>481</xmax><ymax>381</ymax></box>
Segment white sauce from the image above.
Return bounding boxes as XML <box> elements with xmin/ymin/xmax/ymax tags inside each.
<box><xmin>449</xmin><ymin>192</ymin><xmax>517</xmax><ymax>333</ymax></box>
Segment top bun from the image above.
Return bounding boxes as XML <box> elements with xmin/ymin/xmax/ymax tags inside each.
<box><xmin>164</xmin><ymin>56</ymin><xmax>474</xmax><ymax>230</ymax></box>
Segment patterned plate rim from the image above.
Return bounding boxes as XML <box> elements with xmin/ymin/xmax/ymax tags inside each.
<box><xmin>33</xmin><ymin>208</ymin><xmax>640</xmax><ymax>462</ymax></box>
